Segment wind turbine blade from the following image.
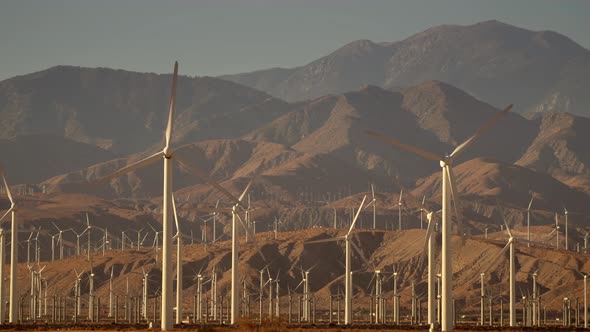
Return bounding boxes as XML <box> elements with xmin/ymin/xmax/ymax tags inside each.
<box><xmin>193</xmin><ymin>207</ymin><xmax>233</xmax><ymax>213</ymax></box>
<box><xmin>1</xmin><ymin>174</ymin><xmax>14</xmax><ymax>204</ymax></box>
<box><xmin>94</xmin><ymin>152</ymin><xmax>162</xmax><ymax>184</ymax></box>
<box><xmin>174</xmin><ymin>154</ymin><xmax>244</xmax><ymax>208</ymax></box>
<box><xmin>446</xmin><ymin>167</ymin><xmax>465</xmax><ymax>240</ymax></box>
<box><xmin>294</xmin><ymin>279</ymin><xmax>305</xmax><ymax>292</ymax></box>
<box><xmin>238</xmin><ymin>159</ymin><xmax>265</xmax><ymax>203</ymax></box>
<box><xmin>52</xmin><ymin>222</ymin><xmax>62</xmax><ymax>232</ymax></box>
<box><xmin>390</xmin><ymin>175</ymin><xmax>422</xmax><ymax>209</ymax></box>
<box><xmin>308</xmin><ymin>263</ymin><xmax>318</xmax><ymax>272</ymax></box>
<box><xmin>371</xmin><ymin>184</ymin><xmax>375</xmax><ymax>199</ymax></box>
<box><xmin>527</xmin><ymin>195</ymin><xmax>535</xmax><ymax>210</ymax></box>
<box><xmin>367</xmin><ymin>130</ymin><xmax>442</xmax><ymax>161</ymax></box>
<box><xmin>496</xmin><ymin>203</ymin><xmax>513</xmax><ymax>238</ymax></box>
<box><xmin>398</xmin><ymin>189</ymin><xmax>403</xmax><ymax>205</ymax></box>
<box><xmin>172</xmin><ymin>193</ymin><xmax>180</xmax><ymax>235</ymax></box>
<box><xmin>482</xmin><ymin>242</ymin><xmax>511</xmax><ymax>274</ymax></box>
<box><xmin>305</xmin><ymin>237</ymin><xmax>342</xmax><ymax>245</ymax></box>
<box><xmin>362</xmin><ymin>200</ymin><xmax>375</xmax><ymax>210</ymax></box>
<box><xmin>422</xmin><ymin>213</ymin><xmax>435</xmax><ymax>255</ymax></box>
<box><xmin>347</xmin><ymin>195</ymin><xmax>367</xmax><ymax>236</ymax></box>
<box><xmin>350</xmin><ymin>240</ymin><xmax>373</xmax><ymax>270</ymax></box>
<box><xmin>235</xmin><ymin>213</ymin><xmax>250</xmax><ymax>235</ymax></box>
<box><xmin>0</xmin><ymin>207</ymin><xmax>14</xmax><ymax>222</ymax></box>
<box><xmin>367</xmin><ymin>274</ymin><xmax>377</xmax><ymax>292</ymax></box>
<box><xmin>449</xmin><ymin>104</ymin><xmax>513</xmax><ymax>158</ymax></box>
<box><xmin>164</xmin><ymin>61</ymin><xmax>179</xmax><ymax>152</ymax></box>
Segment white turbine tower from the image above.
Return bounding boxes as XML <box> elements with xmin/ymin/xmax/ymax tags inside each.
<box><xmin>423</xmin><ymin>210</ymin><xmax>438</xmax><ymax>331</ymax></box>
<box><xmin>109</xmin><ymin>266</ymin><xmax>114</xmax><ymax>318</ymax></box>
<box><xmin>367</xmin><ymin>104</ymin><xmax>512</xmax><ymax>331</ymax></box>
<box><xmin>306</xmin><ymin>195</ymin><xmax>367</xmax><ymax>325</ymax></box>
<box><xmin>172</xmin><ymin>194</ymin><xmax>183</xmax><ymax>324</ymax></box>
<box><xmin>0</xmin><ymin>168</ymin><xmax>18</xmax><ymax>323</ymax></box>
<box><xmin>0</xmin><ymin>228</ymin><xmax>5</xmax><ymax>324</ymax></box>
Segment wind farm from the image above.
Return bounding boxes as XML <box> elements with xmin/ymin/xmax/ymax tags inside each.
<box><xmin>2</xmin><ymin>2</ymin><xmax>590</xmax><ymax>331</ymax></box>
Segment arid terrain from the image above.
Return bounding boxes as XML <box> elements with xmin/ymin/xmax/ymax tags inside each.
<box><xmin>1</xmin><ymin>18</ymin><xmax>590</xmax><ymax>331</ymax></box>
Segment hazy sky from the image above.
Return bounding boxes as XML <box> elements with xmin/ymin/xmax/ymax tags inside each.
<box><xmin>1</xmin><ymin>0</ymin><xmax>588</xmax><ymax>80</ymax></box>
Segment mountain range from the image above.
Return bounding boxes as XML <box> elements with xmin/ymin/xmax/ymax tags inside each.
<box><xmin>2</xmin><ymin>20</ymin><xmax>590</xmax><ymax>311</ymax></box>
<box><xmin>221</xmin><ymin>20</ymin><xmax>590</xmax><ymax>118</ymax></box>
<box><xmin>0</xmin><ymin>20</ymin><xmax>589</xmax><ymax>239</ymax></box>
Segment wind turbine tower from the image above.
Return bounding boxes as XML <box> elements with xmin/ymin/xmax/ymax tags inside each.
<box><xmin>367</xmin><ymin>104</ymin><xmax>512</xmax><ymax>331</ymax></box>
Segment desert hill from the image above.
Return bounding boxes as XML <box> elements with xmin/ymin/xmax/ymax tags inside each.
<box><xmin>15</xmin><ymin>227</ymin><xmax>590</xmax><ymax>319</ymax></box>
<box><xmin>0</xmin><ymin>65</ymin><xmax>290</xmax><ymax>159</ymax></box>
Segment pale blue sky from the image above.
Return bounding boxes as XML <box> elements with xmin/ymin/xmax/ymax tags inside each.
<box><xmin>1</xmin><ymin>0</ymin><xmax>588</xmax><ymax>80</ymax></box>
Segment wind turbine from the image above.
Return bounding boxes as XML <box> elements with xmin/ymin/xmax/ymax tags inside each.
<box><xmin>52</xmin><ymin>222</ymin><xmax>72</xmax><ymax>260</ymax></box>
<box><xmin>257</xmin><ymin>264</ymin><xmax>269</xmax><ymax>322</ymax></box>
<box><xmin>73</xmin><ymin>269</ymin><xmax>84</xmax><ymax>318</ymax></box>
<box><xmin>186</xmin><ymin>162</ymin><xmax>266</xmax><ymax>324</ymax></box>
<box><xmin>149</xmin><ymin>223</ymin><xmax>162</xmax><ymax>260</ymax></box>
<box><xmin>213</xmin><ymin>200</ymin><xmax>219</xmax><ymax>243</ymax></box>
<box><xmin>367</xmin><ymin>104</ymin><xmax>512</xmax><ymax>331</ymax></box>
<box><xmin>96</xmin><ymin>61</ymin><xmax>265</xmax><ymax>328</ymax></box>
<box><xmin>32</xmin><ymin>229</ymin><xmax>41</xmax><ymax>264</ymax></box>
<box><xmin>546</xmin><ymin>213</ymin><xmax>561</xmax><ymax>250</ymax></box>
<box><xmin>88</xmin><ymin>261</ymin><xmax>95</xmax><ymax>322</ymax></box>
<box><xmin>420</xmin><ymin>195</ymin><xmax>427</xmax><ymax>229</ymax></box>
<box><xmin>526</xmin><ymin>194</ymin><xmax>534</xmax><ymax>247</ymax></box>
<box><xmin>94</xmin><ymin>62</ymin><xmax>180</xmax><ymax>330</ymax></box>
<box><xmin>0</xmin><ymin>168</ymin><xmax>18</xmax><ymax>323</ymax></box>
<box><xmin>86</xmin><ymin>213</ymin><xmax>92</xmax><ymax>259</ymax></box>
<box><xmin>306</xmin><ymin>195</ymin><xmax>367</xmax><ymax>325</ymax></box>
<box><xmin>72</xmin><ymin>225</ymin><xmax>89</xmax><ymax>256</ymax></box>
<box><xmin>24</xmin><ymin>231</ymin><xmax>33</xmax><ymax>264</ymax></box>
<box><xmin>363</xmin><ymin>184</ymin><xmax>377</xmax><ymax>229</ymax></box>
<box><xmin>398</xmin><ymin>189</ymin><xmax>404</xmax><ymax>230</ymax></box>
<box><xmin>483</xmin><ymin>204</ymin><xmax>530</xmax><ymax>327</ymax></box>
<box><xmin>293</xmin><ymin>264</ymin><xmax>316</xmax><ymax>322</ymax></box>
<box><xmin>563</xmin><ymin>206</ymin><xmax>569</xmax><ymax>251</ymax></box>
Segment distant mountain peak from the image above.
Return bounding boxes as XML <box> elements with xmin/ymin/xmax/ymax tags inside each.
<box><xmin>330</xmin><ymin>39</ymin><xmax>383</xmax><ymax>57</ymax></box>
<box><xmin>220</xmin><ymin>20</ymin><xmax>590</xmax><ymax>118</ymax></box>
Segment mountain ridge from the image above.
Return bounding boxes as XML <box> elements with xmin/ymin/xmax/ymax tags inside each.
<box><xmin>220</xmin><ymin>20</ymin><xmax>590</xmax><ymax>117</ymax></box>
